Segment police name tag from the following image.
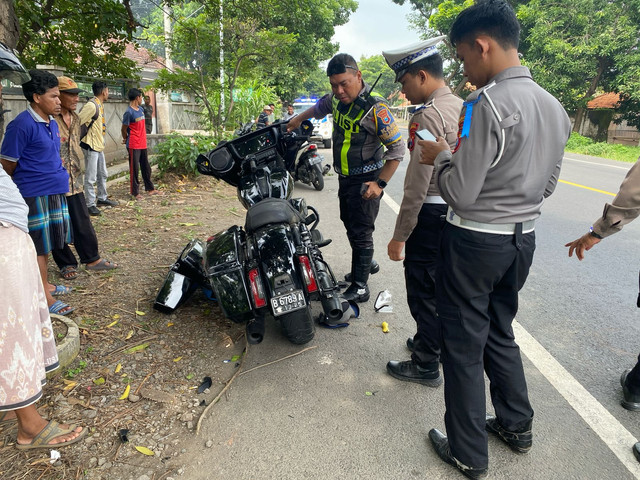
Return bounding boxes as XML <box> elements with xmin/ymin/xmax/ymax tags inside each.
<box><xmin>270</xmin><ymin>290</ymin><xmax>306</xmax><ymax>316</ymax></box>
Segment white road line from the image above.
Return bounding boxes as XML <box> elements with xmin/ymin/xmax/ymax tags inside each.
<box><xmin>382</xmin><ymin>191</ymin><xmax>640</xmax><ymax>478</ymax></box>
<box><xmin>564</xmin><ymin>155</ymin><xmax>631</xmax><ymax>171</ymax></box>
<box><xmin>515</xmin><ymin>322</ymin><xmax>640</xmax><ymax>478</ymax></box>
<box><xmin>382</xmin><ymin>192</ymin><xmax>401</xmax><ymax>215</ymax></box>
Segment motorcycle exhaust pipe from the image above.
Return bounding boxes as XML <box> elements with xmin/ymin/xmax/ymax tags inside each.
<box><xmin>246</xmin><ymin>315</ymin><xmax>265</xmax><ymax>345</ymax></box>
<box><xmin>321</xmin><ymin>294</ymin><xmax>344</xmax><ymax>321</ymax></box>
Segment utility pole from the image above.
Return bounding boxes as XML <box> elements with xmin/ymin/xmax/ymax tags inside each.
<box><xmin>163</xmin><ymin>1</ymin><xmax>173</xmax><ymax>71</ymax></box>
<box><xmin>219</xmin><ymin>2</ymin><xmax>225</xmax><ymax>114</ymax></box>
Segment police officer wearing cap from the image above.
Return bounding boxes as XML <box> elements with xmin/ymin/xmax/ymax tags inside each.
<box><xmin>381</xmin><ymin>37</ymin><xmax>462</xmax><ymax>386</ymax></box>
<box><xmin>288</xmin><ymin>54</ymin><xmax>405</xmax><ymax>303</ymax></box>
<box><xmin>419</xmin><ymin>1</ymin><xmax>571</xmax><ymax>478</ymax></box>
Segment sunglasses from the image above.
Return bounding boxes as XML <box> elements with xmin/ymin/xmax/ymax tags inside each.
<box><xmin>327</xmin><ymin>64</ymin><xmax>358</xmax><ymax>76</ymax></box>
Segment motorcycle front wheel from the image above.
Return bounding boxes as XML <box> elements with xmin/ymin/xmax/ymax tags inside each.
<box><xmin>312</xmin><ymin>163</ymin><xmax>325</xmax><ymax>191</ymax></box>
<box><xmin>278</xmin><ymin>307</ymin><xmax>315</xmax><ymax>344</ymax></box>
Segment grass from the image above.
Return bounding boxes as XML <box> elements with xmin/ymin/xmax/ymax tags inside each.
<box><xmin>565</xmin><ymin>132</ymin><xmax>640</xmax><ymax>163</ymax></box>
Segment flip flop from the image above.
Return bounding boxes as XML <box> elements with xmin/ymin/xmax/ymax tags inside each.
<box><xmin>60</xmin><ymin>265</ymin><xmax>78</xmax><ymax>280</ymax></box>
<box><xmin>0</xmin><ymin>411</ymin><xmax>17</xmax><ymax>428</ymax></box>
<box><xmin>147</xmin><ymin>190</ymin><xmax>164</xmax><ymax>196</ymax></box>
<box><xmin>49</xmin><ymin>300</ymin><xmax>74</xmax><ymax>316</ymax></box>
<box><xmin>85</xmin><ymin>258</ymin><xmax>118</xmax><ymax>271</ymax></box>
<box><xmin>15</xmin><ymin>420</ymin><xmax>87</xmax><ymax>450</ymax></box>
<box><xmin>50</xmin><ymin>285</ymin><xmax>73</xmax><ymax>296</ymax></box>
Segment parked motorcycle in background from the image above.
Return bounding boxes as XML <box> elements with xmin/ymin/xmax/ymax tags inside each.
<box><xmin>154</xmin><ymin>121</ymin><xmax>354</xmax><ymax>345</ymax></box>
<box><xmin>289</xmin><ymin>132</ymin><xmax>327</xmax><ymax>191</ymax></box>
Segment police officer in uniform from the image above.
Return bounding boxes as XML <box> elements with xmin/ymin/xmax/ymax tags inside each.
<box><xmin>381</xmin><ymin>37</ymin><xmax>462</xmax><ymax>386</ymax></box>
<box><xmin>419</xmin><ymin>1</ymin><xmax>571</xmax><ymax>477</ymax></box>
<box><xmin>565</xmin><ymin>156</ymin><xmax>640</xmax><ymax>462</ymax></box>
<box><xmin>288</xmin><ymin>54</ymin><xmax>405</xmax><ymax>303</ymax></box>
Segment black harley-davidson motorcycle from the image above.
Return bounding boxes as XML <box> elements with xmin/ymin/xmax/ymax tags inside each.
<box><xmin>153</xmin><ymin>121</ymin><xmax>353</xmax><ymax>345</ymax></box>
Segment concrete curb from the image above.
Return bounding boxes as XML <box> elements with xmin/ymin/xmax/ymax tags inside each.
<box><xmin>48</xmin><ymin>313</ymin><xmax>80</xmax><ymax>377</ymax></box>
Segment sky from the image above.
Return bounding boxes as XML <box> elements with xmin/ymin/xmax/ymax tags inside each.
<box><xmin>331</xmin><ymin>0</ymin><xmax>420</xmax><ymax>60</ymax></box>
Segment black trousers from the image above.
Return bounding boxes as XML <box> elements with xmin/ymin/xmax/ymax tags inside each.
<box><xmin>338</xmin><ymin>171</ymin><xmax>380</xmax><ymax>250</ymax></box>
<box><xmin>404</xmin><ymin>203</ymin><xmax>447</xmax><ymax>367</ymax></box>
<box><xmin>52</xmin><ymin>193</ymin><xmax>100</xmax><ymax>268</ymax></box>
<box><xmin>436</xmin><ymin>223</ymin><xmax>535</xmax><ymax>468</ymax></box>
<box><xmin>128</xmin><ymin>148</ymin><xmax>155</xmax><ymax>196</ymax></box>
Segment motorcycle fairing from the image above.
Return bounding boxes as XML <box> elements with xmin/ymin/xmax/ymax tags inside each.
<box><xmin>238</xmin><ymin>167</ymin><xmax>294</xmax><ymax>209</ymax></box>
<box><xmin>153</xmin><ymin>239</ymin><xmax>207</xmax><ymax>313</ymax></box>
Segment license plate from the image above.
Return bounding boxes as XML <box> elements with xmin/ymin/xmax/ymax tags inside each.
<box><xmin>308</xmin><ymin>154</ymin><xmax>323</xmax><ymax>165</ymax></box>
<box><xmin>270</xmin><ymin>290</ymin><xmax>306</xmax><ymax>316</ymax></box>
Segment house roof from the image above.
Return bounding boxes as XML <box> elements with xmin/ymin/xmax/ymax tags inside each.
<box><xmin>587</xmin><ymin>92</ymin><xmax>620</xmax><ymax>109</ymax></box>
<box><xmin>125</xmin><ymin>44</ymin><xmax>165</xmax><ymax>70</ymax></box>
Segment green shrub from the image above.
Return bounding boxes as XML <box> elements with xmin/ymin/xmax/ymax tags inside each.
<box><xmin>565</xmin><ymin>132</ymin><xmax>640</xmax><ymax>163</ymax></box>
<box><xmin>155</xmin><ymin>133</ymin><xmax>218</xmax><ymax>176</ymax></box>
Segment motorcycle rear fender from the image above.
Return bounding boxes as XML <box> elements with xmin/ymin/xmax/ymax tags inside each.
<box><xmin>253</xmin><ymin>224</ymin><xmax>305</xmax><ymax>300</ymax></box>
<box><xmin>306</xmin><ymin>152</ymin><xmax>323</xmax><ymax>165</ymax></box>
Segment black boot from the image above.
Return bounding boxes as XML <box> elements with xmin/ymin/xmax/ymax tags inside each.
<box><xmin>428</xmin><ymin>429</ymin><xmax>488</xmax><ymax>479</ymax></box>
<box><xmin>621</xmin><ymin>369</ymin><xmax>640</xmax><ymax>411</ymax></box>
<box><xmin>344</xmin><ymin>259</ymin><xmax>379</xmax><ymax>282</ymax></box>
<box><xmin>342</xmin><ymin>249</ymin><xmax>373</xmax><ymax>303</ymax></box>
<box><xmin>485</xmin><ymin>414</ymin><xmax>532</xmax><ymax>453</ymax></box>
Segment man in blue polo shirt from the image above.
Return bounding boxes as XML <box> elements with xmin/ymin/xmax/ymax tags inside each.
<box><xmin>0</xmin><ymin>69</ymin><xmax>75</xmax><ymax>316</ymax></box>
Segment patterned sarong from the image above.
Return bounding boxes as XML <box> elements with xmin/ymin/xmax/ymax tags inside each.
<box><xmin>0</xmin><ymin>223</ymin><xmax>58</xmax><ymax>411</ymax></box>
<box><xmin>24</xmin><ymin>194</ymin><xmax>72</xmax><ymax>255</ymax></box>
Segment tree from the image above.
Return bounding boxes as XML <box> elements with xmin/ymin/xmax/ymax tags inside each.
<box><xmin>147</xmin><ymin>0</ymin><xmax>357</xmax><ymax>132</ymax></box>
<box><xmin>518</xmin><ymin>0</ymin><xmax>640</xmax><ymax>131</ymax></box>
<box><xmin>357</xmin><ymin>55</ymin><xmax>398</xmax><ymax>101</ymax></box>
<box><xmin>14</xmin><ymin>0</ymin><xmax>141</xmax><ymax>79</ymax></box>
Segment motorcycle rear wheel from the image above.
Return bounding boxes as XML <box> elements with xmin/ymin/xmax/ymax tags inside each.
<box><xmin>312</xmin><ymin>164</ymin><xmax>325</xmax><ymax>191</ymax></box>
<box><xmin>278</xmin><ymin>307</ymin><xmax>315</xmax><ymax>344</ymax></box>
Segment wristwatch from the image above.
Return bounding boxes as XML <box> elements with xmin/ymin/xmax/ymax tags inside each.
<box><xmin>376</xmin><ymin>178</ymin><xmax>387</xmax><ymax>189</ymax></box>
<box><xmin>589</xmin><ymin>226</ymin><xmax>603</xmax><ymax>239</ymax></box>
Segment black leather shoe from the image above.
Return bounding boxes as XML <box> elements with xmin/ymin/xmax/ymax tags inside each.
<box><xmin>428</xmin><ymin>429</ymin><xmax>488</xmax><ymax>479</ymax></box>
<box><xmin>97</xmin><ymin>198</ymin><xmax>119</xmax><ymax>207</ymax></box>
<box><xmin>485</xmin><ymin>414</ymin><xmax>532</xmax><ymax>453</ymax></box>
<box><xmin>406</xmin><ymin>337</ymin><xmax>415</xmax><ymax>352</ymax></box>
<box><xmin>88</xmin><ymin>205</ymin><xmax>102</xmax><ymax>216</ymax></box>
<box><xmin>387</xmin><ymin>360</ymin><xmax>442</xmax><ymax>387</ymax></box>
<box><xmin>633</xmin><ymin>443</ymin><xmax>640</xmax><ymax>463</ymax></box>
<box><xmin>621</xmin><ymin>370</ymin><xmax>640</xmax><ymax>411</ymax></box>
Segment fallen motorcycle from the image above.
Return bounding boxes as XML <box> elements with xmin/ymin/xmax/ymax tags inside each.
<box><xmin>154</xmin><ymin>121</ymin><xmax>354</xmax><ymax>344</ymax></box>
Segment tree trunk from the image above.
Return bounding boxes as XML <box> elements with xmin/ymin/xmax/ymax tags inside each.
<box><xmin>0</xmin><ymin>0</ymin><xmax>19</xmax><ymax>143</ymax></box>
<box><xmin>573</xmin><ymin>57</ymin><xmax>607</xmax><ymax>134</ymax></box>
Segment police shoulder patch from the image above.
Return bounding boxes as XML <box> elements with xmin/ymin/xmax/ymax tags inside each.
<box><xmin>375</xmin><ymin>104</ymin><xmax>392</xmax><ymax>125</ymax></box>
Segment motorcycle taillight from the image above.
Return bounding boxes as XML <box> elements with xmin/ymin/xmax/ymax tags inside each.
<box><xmin>308</xmin><ymin>144</ymin><xmax>317</xmax><ymax>151</ymax></box>
<box><xmin>298</xmin><ymin>255</ymin><xmax>318</xmax><ymax>293</ymax></box>
<box><xmin>248</xmin><ymin>268</ymin><xmax>267</xmax><ymax>308</ymax></box>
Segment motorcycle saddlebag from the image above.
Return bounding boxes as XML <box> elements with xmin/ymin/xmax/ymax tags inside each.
<box><xmin>153</xmin><ymin>239</ymin><xmax>207</xmax><ymax>314</ymax></box>
<box><xmin>205</xmin><ymin>226</ymin><xmax>253</xmax><ymax>323</ymax></box>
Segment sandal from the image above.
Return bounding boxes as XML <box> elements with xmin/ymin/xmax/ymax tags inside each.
<box><xmin>16</xmin><ymin>420</ymin><xmax>87</xmax><ymax>450</ymax></box>
<box><xmin>0</xmin><ymin>411</ymin><xmax>17</xmax><ymax>428</ymax></box>
<box><xmin>60</xmin><ymin>265</ymin><xmax>78</xmax><ymax>280</ymax></box>
<box><xmin>49</xmin><ymin>300</ymin><xmax>74</xmax><ymax>316</ymax></box>
<box><xmin>85</xmin><ymin>258</ymin><xmax>118</xmax><ymax>271</ymax></box>
<box><xmin>49</xmin><ymin>285</ymin><xmax>73</xmax><ymax>296</ymax></box>
<box><xmin>147</xmin><ymin>190</ymin><xmax>164</xmax><ymax>196</ymax></box>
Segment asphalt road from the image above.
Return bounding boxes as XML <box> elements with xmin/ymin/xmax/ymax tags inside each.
<box><xmin>185</xmin><ymin>147</ymin><xmax>640</xmax><ymax>479</ymax></box>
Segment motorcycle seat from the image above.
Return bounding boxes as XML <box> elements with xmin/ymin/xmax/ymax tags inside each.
<box><xmin>245</xmin><ymin>198</ymin><xmax>302</xmax><ymax>233</ymax></box>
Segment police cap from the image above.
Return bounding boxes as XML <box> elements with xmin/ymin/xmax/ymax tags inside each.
<box><xmin>382</xmin><ymin>36</ymin><xmax>446</xmax><ymax>82</ymax></box>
